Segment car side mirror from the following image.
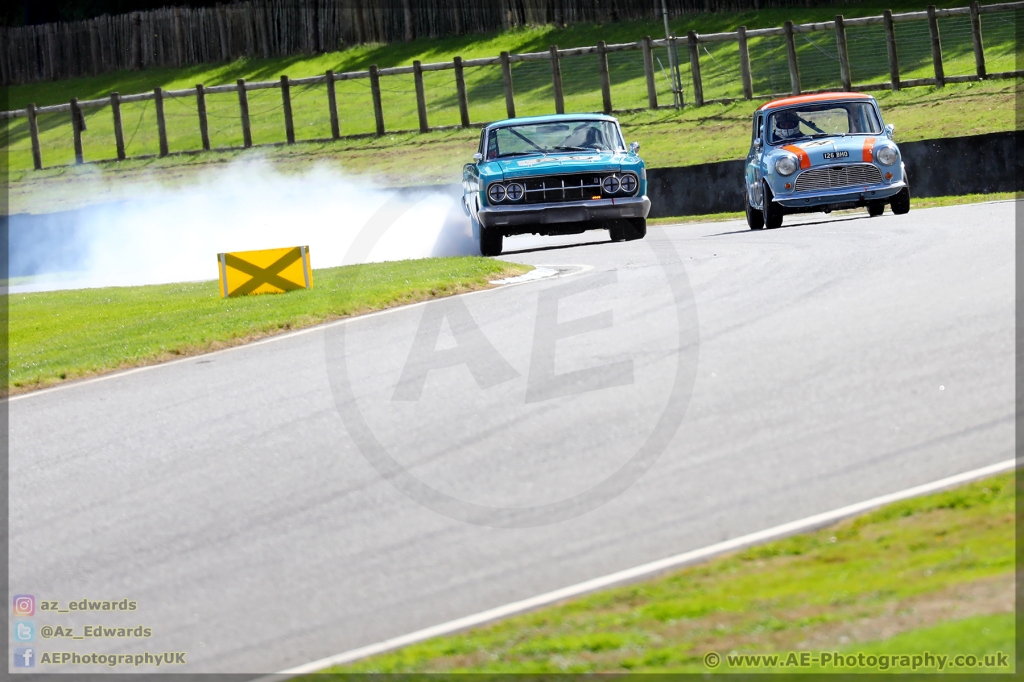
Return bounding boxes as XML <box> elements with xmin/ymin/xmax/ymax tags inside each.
<box><xmin>884</xmin><ymin>124</ymin><xmax>895</xmax><ymax>138</ymax></box>
<box><xmin>473</xmin><ymin>152</ymin><xmax>483</xmax><ymax>163</ymax></box>
<box><xmin>629</xmin><ymin>141</ymin><xmax>640</xmax><ymax>154</ymax></box>
<box><xmin>754</xmin><ymin>137</ymin><xmax>762</xmax><ymax>150</ymax></box>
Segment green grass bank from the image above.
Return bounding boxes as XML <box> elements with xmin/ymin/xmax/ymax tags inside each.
<box><xmin>7</xmin><ymin>257</ymin><xmax>530</xmax><ymax>393</ymax></box>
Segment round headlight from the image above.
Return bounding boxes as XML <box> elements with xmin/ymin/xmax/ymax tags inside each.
<box><xmin>505</xmin><ymin>182</ymin><xmax>524</xmax><ymax>201</ymax></box>
<box><xmin>487</xmin><ymin>183</ymin><xmax>506</xmax><ymax>203</ymax></box>
<box><xmin>602</xmin><ymin>176</ymin><xmax>620</xmax><ymax>194</ymax></box>
<box><xmin>619</xmin><ymin>173</ymin><xmax>638</xmax><ymax>194</ymax></box>
<box><xmin>875</xmin><ymin>145</ymin><xmax>898</xmax><ymax>165</ymax></box>
<box><xmin>775</xmin><ymin>155</ymin><xmax>798</xmax><ymax>176</ymax></box>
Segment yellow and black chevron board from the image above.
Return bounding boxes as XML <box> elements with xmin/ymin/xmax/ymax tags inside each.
<box><xmin>217</xmin><ymin>246</ymin><xmax>313</xmax><ymax>298</ymax></box>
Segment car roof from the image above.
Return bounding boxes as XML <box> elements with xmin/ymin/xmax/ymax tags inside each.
<box><xmin>486</xmin><ymin>113</ymin><xmax>619</xmax><ymax>129</ymax></box>
<box><xmin>758</xmin><ymin>92</ymin><xmax>875</xmax><ymax>112</ymax></box>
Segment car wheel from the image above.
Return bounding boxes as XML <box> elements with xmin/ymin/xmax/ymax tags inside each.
<box><xmin>625</xmin><ymin>217</ymin><xmax>647</xmax><ymax>241</ymax></box>
<box><xmin>609</xmin><ymin>222</ymin><xmax>626</xmax><ymax>242</ymax></box>
<box><xmin>867</xmin><ymin>201</ymin><xmax>885</xmax><ymax>217</ymax></box>
<box><xmin>762</xmin><ymin>181</ymin><xmax>784</xmax><ymax>229</ymax></box>
<box><xmin>746</xmin><ymin>192</ymin><xmax>765</xmax><ymax>230</ymax></box>
<box><xmin>890</xmin><ymin>184</ymin><xmax>911</xmax><ymax>215</ymax></box>
<box><xmin>479</xmin><ymin>226</ymin><xmax>504</xmax><ymax>256</ymax></box>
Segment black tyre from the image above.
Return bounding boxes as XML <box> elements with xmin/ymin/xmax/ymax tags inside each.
<box><xmin>625</xmin><ymin>217</ymin><xmax>647</xmax><ymax>241</ymax></box>
<box><xmin>890</xmin><ymin>184</ymin><xmax>910</xmax><ymax>215</ymax></box>
<box><xmin>746</xmin><ymin>191</ymin><xmax>765</xmax><ymax>230</ymax></box>
<box><xmin>867</xmin><ymin>201</ymin><xmax>885</xmax><ymax>217</ymax></box>
<box><xmin>762</xmin><ymin>181</ymin><xmax>784</xmax><ymax>229</ymax></box>
<box><xmin>609</xmin><ymin>222</ymin><xmax>626</xmax><ymax>241</ymax></box>
<box><xmin>479</xmin><ymin>226</ymin><xmax>504</xmax><ymax>256</ymax></box>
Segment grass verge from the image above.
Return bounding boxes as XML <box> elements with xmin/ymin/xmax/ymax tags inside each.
<box><xmin>308</xmin><ymin>471</ymin><xmax>1014</xmax><ymax>675</ymax></box>
<box><xmin>648</xmin><ymin>192</ymin><xmax>1019</xmax><ymax>226</ymax></box>
<box><xmin>7</xmin><ymin>257</ymin><xmax>530</xmax><ymax>393</ymax></box>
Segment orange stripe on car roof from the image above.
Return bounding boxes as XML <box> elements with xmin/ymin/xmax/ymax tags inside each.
<box><xmin>758</xmin><ymin>92</ymin><xmax>874</xmax><ymax>111</ymax></box>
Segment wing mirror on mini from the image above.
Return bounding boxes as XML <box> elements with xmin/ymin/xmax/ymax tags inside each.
<box><xmin>629</xmin><ymin>141</ymin><xmax>640</xmax><ymax>154</ymax></box>
<box><xmin>473</xmin><ymin>152</ymin><xmax>483</xmax><ymax>162</ymax></box>
<box><xmin>754</xmin><ymin>137</ymin><xmax>762</xmax><ymax>150</ymax></box>
<box><xmin>884</xmin><ymin>124</ymin><xmax>895</xmax><ymax>138</ymax></box>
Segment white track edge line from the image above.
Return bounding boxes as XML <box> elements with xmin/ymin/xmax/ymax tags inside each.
<box><xmin>6</xmin><ymin>264</ymin><xmax>587</xmax><ymax>403</ymax></box>
<box><xmin>253</xmin><ymin>457</ymin><xmax>1016</xmax><ymax>681</ymax></box>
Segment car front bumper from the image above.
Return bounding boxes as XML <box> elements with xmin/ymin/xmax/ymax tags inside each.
<box><xmin>773</xmin><ymin>181</ymin><xmax>906</xmax><ymax>209</ymax></box>
<box><xmin>478</xmin><ymin>196</ymin><xmax>651</xmax><ymax>229</ymax></box>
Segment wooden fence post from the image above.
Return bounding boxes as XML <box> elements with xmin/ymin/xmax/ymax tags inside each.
<box><xmin>835</xmin><ymin>15</ymin><xmax>852</xmax><ymax>91</ymax></box>
<box><xmin>884</xmin><ymin>10</ymin><xmax>900</xmax><ymax>91</ymax></box>
<box><xmin>27</xmin><ymin>102</ymin><xmax>42</xmax><ymax>170</ymax></box>
<box><xmin>326</xmin><ymin>70</ymin><xmax>340</xmax><ymax>139</ymax></box>
<box><xmin>550</xmin><ymin>45</ymin><xmax>565</xmax><ymax>114</ymax></box>
<box><xmin>642</xmin><ymin>36</ymin><xmax>658</xmax><ymax>109</ymax></box>
<box><xmin>784</xmin><ymin>20</ymin><xmax>801</xmax><ymax>95</ymax></box>
<box><xmin>737</xmin><ymin>26</ymin><xmax>753</xmax><ymax>100</ymax></box>
<box><xmin>70</xmin><ymin>97</ymin><xmax>84</xmax><ymax>164</ymax></box>
<box><xmin>687</xmin><ymin>31</ymin><xmax>703</xmax><ymax>107</ymax></box>
<box><xmin>237</xmin><ymin>78</ymin><xmax>252</xmax><ymax>147</ymax></box>
<box><xmin>131</xmin><ymin>12</ymin><xmax>142</xmax><ymax>70</ymax></box>
<box><xmin>500</xmin><ymin>51</ymin><xmax>516</xmax><ymax>118</ymax></box>
<box><xmin>111</xmin><ymin>92</ymin><xmax>126</xmax><ymax>159</ymax></box>
<box><xmin>927</xmin><ymin>5</ymin><xmax>945</xmax><ymax>87</ymax></box>
<box><xmin>454</xmin><ymin>56</ymin><xmax>471</xmax><ymax>127</ymax></box>
<box><xmin>196</xmin><ymin>84</ymin><xmax>210</xmax><ymax>151</ymax></box>
<box><xmin>89</xmin><ymin>20</ymin><xmax>101</xmax><ymax>75</ymax></box>
<box><xmin>413</xmin><ymin>60</ymin><xmax>429</xmax><ymax>133</ymax></box>
<box><xmin>369</xmin><ymin>64</ymin><xmax>385</xmax><ymax>136</ymax></box>
<box><xmin>597</xmin><ymin>40</ymin><xmax>613</xmax><ymax>114</ymax></box>
<box><xmin>155</xmin><ymin>87</ymin><xmax>168</xmax><ymax>156</ymax></box>
<box><xmin>970</xmin><ymin>1</ymin><xmax>986</xmax><ymax>79</ymax></box>
<box><xmin>281</xmin><ymin>75</ymin><xmax>295</xmax><ymax>143</ymax></box>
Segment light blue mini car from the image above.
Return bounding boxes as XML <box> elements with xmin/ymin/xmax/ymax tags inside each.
<box><xmin>744</xmin><ymin>92</ymin><xmax>910</xmax><ymax>230</ymax></box>
<box><xmin>462</xmin><ymin>114</ymin><xmax>651</xmax><ymax>256</ymax></box>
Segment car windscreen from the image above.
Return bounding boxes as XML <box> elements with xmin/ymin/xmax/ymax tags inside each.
<box><xmin>486</xmin><ymin>120</ymin><xmax>623</xmax><ymax>160</ymax></box>
<box><xmin>767</xmin><ymin>102</ymin><xmax>881</xmax><ymax>145</ymax></box>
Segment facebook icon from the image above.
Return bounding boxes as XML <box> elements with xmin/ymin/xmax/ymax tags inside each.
<box><xmin>14</xmin><ymin>647</ymin><xmax>34</xmax><ymax>668</ymax></box>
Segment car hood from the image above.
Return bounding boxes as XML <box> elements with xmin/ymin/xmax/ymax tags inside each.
<box><xmin>770</xmin><ymin>135</ymin><xmax>891</xmax><ymax>166</ymax></box>
<box><xmin>491</xmin><ymin>151</ymin><xmax>631</xmax><ymax>179</ymax></box>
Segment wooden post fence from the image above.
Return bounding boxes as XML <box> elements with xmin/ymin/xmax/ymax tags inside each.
<box><xmin>70</xmin><ymin>98</ymin><xmax>84</xmax><ymax>164</ymax></box>
<box><xmin>687</xmin><ymin>31</ymin><xmax>703</xmax><ymax>107</ymax></box>
<box><xmin>884</xmin><ymin>10</ymin><xmax>901</xmax><ymax>91</ymax></box>
<box><xmin>970</xmin><ymin>1</ymin><xmax>986</xmax><ymax>79</ymax></box>
<box><xmin>196</xmin><ymin>84</ymin><xmax>210</xmax><ymax>151</ymax></box>
<box><xmin>642</xmin><ymin>36</ymin><xmax>658</xmax><ymax>109</ymax></box>
<box><xmin>369</xmin><ymin>64</ymin><xmax>385</xmax><ymax>135</ymax></box>
<box><xmin>27</xmin><ymin>103</ymin><xmax>42</xmax><ymax>170</ymax></box>
<box><xmin>326</xmin><ymin>70</ymin><xmax>341</xmax><ymax>139</ymax></box>
<box><xmin>281</xmin><ymin>75</ymin><xmax>295</xmax><ymax>144</ymax></box>
<box><xmin>454</xmin><ymin>57</ymin><xmax>471</xmax><ymax>127</ymax></box>
<box><xmin>737</xmin><ymin>26</ymin><xmax>753</xmax><ymax>100</ymax></box>
<box><xmin>413</xmin><ymin>60</ymin><xmax>429</xmax><ymax>133</ymax></box>
<box><xmin>237</xmin><ymin>79</ymin><xmax>252</xmax><ymax>147</ymax></box>
<box><xmin>155</xmin><ymin>86</ymin><xmax>169</xmax><ymax>157</ymax></box>
<box><xmin>550</xmin><ymin>45</ymin><xmax>565</xmax><ymax>115</ymax></box>
<box><xmin>784</xmin><ymin>20</ymin><xmax>801</xmax><ymax>95</ymax></box>
<box><xmin>500</xmin><ymin>51</ymin><xmax>516</xmax><ymax>118</ymax></box>
<box><xmin>835</xmin><ymin>15</ymin><xmax>852</xmax><ymax>91</ymax></box>
<box><xmin>927</xmin><ymin>5</ymin><xmax>945</xmax><ymax>87</ymax></box>
<box><xmin>597</xmin><ymin>40</ymin><xmax>613</xmax><ymax>114</ymax></box>
<box><xmin>111</xmin><ymin>92</ymin><xmax>126</xmax><ymax>159</ymax></box>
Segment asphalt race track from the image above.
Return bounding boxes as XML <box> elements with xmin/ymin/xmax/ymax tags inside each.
<box><xmin>8</xmin><ymin>201</ymin><xmax>1015</xmax><ymax>674</ymax></box>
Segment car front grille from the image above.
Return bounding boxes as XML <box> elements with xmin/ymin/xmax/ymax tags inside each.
<box><xmin>793</xmin><ymin>164</ymin><xmax>883</xmax><ymax>193</ymax></box>
<box><xmin>516</xmin><ymin>173</ymin><xmax>636</xmax><ymax>204</ymax></box>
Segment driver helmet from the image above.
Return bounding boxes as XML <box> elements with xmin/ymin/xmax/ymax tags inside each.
<box><xmin>775</xmin><ymin>111</ymin><xmax>801</xmax><ymax>140</ymax></box>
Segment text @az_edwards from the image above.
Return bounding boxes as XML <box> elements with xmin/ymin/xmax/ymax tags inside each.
<box><xmin>40</xmin><ymin>624</ymin><xmax>152</xmax><ymax>639</ymax></box>
<box><xmin>38</xmin><ymin>598</ymin><xmax>137</xmax><ymax>613</ymax></box>
<box><xmin>35</xmin><ymin>651</ymin><xmax>186</xmax><ymax>667</ymax></box>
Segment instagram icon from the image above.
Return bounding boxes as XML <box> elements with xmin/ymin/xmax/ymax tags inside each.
<box><xmin>12</xmin><ymin>595</ymin><xmax>34</xmax><ymax>617</ymax></box>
